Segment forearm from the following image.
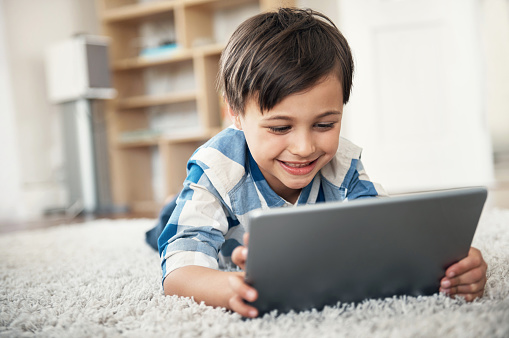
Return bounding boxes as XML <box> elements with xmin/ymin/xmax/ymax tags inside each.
<box><xmin>163</xmin><ymin>265</ymin><xmax>242</xmax><ymax>309</ymax></box>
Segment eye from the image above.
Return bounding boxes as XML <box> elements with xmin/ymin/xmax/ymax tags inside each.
<box><xmin>268</xmin><ymin>126</ymin><xmax>291</xmax><ymax>134</ymax></box>
<box><xmin>314</xmin><ymin>122</ymin><xmax>336</xmax><ymax>130</ymax></box>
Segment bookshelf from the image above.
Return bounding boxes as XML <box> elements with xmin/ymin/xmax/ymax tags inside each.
<box><xmin>96</xmin><ymin>0</ymin><xmax>294</xmax><ymax>213</ymax></box>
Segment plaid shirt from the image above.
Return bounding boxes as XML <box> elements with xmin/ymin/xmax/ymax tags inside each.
<box><xmin>158</xmin><ymin>126</ymin><xmax>386</xmax><ymax>283</ymax></box>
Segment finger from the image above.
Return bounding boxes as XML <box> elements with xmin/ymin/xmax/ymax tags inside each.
<box><xmin>440</xmin><ymin>278</ymin><xmax>485</xmax><ymax>295</ymax></box>
<box><xmin>229</xmin><ymin>275</ymin><xmax>258</xmax><ymax>302</ymax></box>
<box><xmin>228</xmin><ymin>275</ymin><xmax>259</xmax><ymax>318</ymax></box>
<box><xmin>231</xmin><ymin>245</ymin><xmax>248</xmax><ymax>270</ymax></box>
<box><xmin>229</xmin><ymin>294</ymin><xmax>259</xmax><ymax>318</ymax></box>
<box><xmin>445</xmin><ymin>247</ymin><xmax>484</xmax><ymax>278</ymax></box>
<box><xmin>441</xmin><ymin>266</ymin><xmax>486</xmax><ymax>288</ymax></box>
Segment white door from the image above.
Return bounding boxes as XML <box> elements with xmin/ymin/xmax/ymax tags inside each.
<box><xmin>338</xmin><ymin>0</ymin><xmax>494</xmax><ymax>194</ymax></box>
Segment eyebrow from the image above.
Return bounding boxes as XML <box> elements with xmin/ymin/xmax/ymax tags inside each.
<box><xmin>263</xmin><ymin>111</ymin><xmax>342</xmax><ymax>121</ymax></box>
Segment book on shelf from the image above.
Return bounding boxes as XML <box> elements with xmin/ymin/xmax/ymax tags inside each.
<box><xmin>140</xmin><ymin>43</ymin><xmax>181</xmax><ymax>59</ymax></box>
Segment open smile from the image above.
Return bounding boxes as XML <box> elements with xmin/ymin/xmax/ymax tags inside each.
<box><xmin>278</xmin><ymin>159</ymin><xmax>318</xmax><ymax>175</ymax></box>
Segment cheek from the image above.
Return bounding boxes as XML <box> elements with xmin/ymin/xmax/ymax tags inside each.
<box><xmin>247</xmin><ymin>132</ymin><xmax>284</xmax><ymax>162</ymax></box>
<box><xmin>320</xmin><ymin>134</ymin><xmax>340</xmax><ymax>157</ymax></box>
<box><xmin>329</xmin><ymin>138</ymin><xmax>340</xmax><ymax>152</ymax></box>
<box><xmin>258</xmin><ymin>134</ymin><xmax>285</xmax><ymax>157</ymax></box>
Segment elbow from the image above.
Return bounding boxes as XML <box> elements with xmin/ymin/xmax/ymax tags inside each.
<box><xmin>163</xmin><ymin>273</ymin><xmax>177</xmax><ymax>296</ymax></box>
<box><xmin>162</xmin><ymin>267</ymin><xmax>189</xmax><ymax>297</ymax></box>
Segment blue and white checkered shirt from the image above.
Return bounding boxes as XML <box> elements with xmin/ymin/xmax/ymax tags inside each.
<box><xmin>158</xmin><ymin>126</ymin><xmax>386</xmax><ymax>282</ymax></box>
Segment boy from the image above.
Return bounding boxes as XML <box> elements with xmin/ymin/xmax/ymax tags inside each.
<box><xmin>156</xmin><ymin>8</ymin><xmax>487</xmax><ymax>318</ymax></box>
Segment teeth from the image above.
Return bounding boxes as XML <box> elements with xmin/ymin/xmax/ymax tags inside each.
<box><xmin>284</xmin><ymin>161</ymin><xmax>312</xmax><ymax>168</ymax></box>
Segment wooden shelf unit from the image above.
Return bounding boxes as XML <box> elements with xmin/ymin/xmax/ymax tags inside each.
<box><xmin>117</xmin><ymin>90</ymin><xmax>197</xmax><ymax>109</ymax></box>
<box><xmin>102</xmin><ymin>1</ymin><xmax>177</xmax><ymax>22</ymax></box>
<box><xmin>97</xmin><ymin>0</ymin><xmax>294</xmax><ymax>213</ymax></box>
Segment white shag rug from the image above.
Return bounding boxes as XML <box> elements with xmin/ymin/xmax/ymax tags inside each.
<box><xmin>1</xmin><ymin>209</ymin><xmax>509</xmax><ymax>338</ymax></box>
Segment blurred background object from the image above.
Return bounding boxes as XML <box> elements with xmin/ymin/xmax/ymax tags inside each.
<box><xmin>338</xmin><ymin>0</ymin><xmax>509</xmax><ymax>208</ymax></box>
<box><xmin>45</xmin><ymin>34</ymin><xmax>116</xmax><ymax>215</ymax></box>
<box><xmin>0</xmin><ymin>0</ymin><xmax>508</xmax><ymax>228</ymax></box>
<box><xmin>0</xmin><ymin>0</ymin><xmax>102</xmax><ymax>224</ymax></box>
<box><xmin>340</xmin><ymin>0</ymin><xmax>494</xmax><ymax>192</ymax></box>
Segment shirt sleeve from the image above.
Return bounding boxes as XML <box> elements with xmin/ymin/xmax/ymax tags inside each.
<box><xmin>158</xmin><ymin>163</ymin><xmax>230</xmax><ymax>284</ymax></box>
<box><xmin>345</xmin><ymin>159</ymin><xmax>388</xmax><ymax>200</ymax></box>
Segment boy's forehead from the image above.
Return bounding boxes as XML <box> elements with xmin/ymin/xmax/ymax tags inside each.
<box><xmin>244</xmin><ymin>75</ymin><xmax>344</xmax><ymax>116</ymax></box>
<box><xmin>243</xmin><ymin>96</ymin><xmax>265</xmax><ymax>116</ymax></box>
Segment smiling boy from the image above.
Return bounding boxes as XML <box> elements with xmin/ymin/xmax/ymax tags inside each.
<box><xmin>238</xmin><ymin>75</ymin><xmax>344</xmax><ymax>204</ymax></box>
<box><xmin>157</xmin><ymin>8</ymin><xmax>487</xmax><ymax>318</ymax></box>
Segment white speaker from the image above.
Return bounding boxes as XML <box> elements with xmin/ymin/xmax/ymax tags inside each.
<box><xmin>45</xmin><ymin>35</ymin><xmax>119</xmax><ymax>215</ymax></box>
<box><xmin>45</xmin><ymin>35</ymin><xmax>116</xmax><ymax>103</ymax></box>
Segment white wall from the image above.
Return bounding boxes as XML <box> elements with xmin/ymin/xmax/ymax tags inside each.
<box><xmin>298</xmin><ymin>0</ymin><xmax>339</xmax><ymax>24</ymax></box>
<box><xmin>0</xmin><ymin>1</ymin><xmax>24</xmax><ymax>221</ymax></box>
<box><xmin>0</xmin><ymin>0</ymin><xmax>99</xmax><ymax>222</ymax></box>
<box><xmin>481</xmin><ymin>0</ymin><xmax>509</xmax><ymax>154</ymax></box>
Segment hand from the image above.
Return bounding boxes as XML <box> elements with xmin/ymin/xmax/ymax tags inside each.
<box><xmin>440</xmin><ymin>247</ymin><xmax>487</xmax><ymax>301</ymax></box>
<box><xmin>229</xmin><ymin>233</ymin><xmax>259</xmax><ymax>317</ymax></box>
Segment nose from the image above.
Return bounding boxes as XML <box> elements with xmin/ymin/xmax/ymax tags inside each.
<box><xmin>288</xmin><ymin>129</ymin><xmax>316</xmax><ymax>158</ymax></box>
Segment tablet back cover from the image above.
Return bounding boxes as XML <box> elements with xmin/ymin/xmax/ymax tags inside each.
<box><xmin>245</xmin><ymin>187</ymin><xmax>487</xmax><ymax>315</ymax></box>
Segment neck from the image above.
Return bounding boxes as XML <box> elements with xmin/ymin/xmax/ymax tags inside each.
<box><xmin>281</xmin><ymin>189</ymin><xmax>301</xmax><ymax>205</ymax></box>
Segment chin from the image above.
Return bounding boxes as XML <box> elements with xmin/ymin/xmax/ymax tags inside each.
<box><xmin>283</xmin><ymin>178</ymin><xmax>313</xmax><ymax>190</ymax></box>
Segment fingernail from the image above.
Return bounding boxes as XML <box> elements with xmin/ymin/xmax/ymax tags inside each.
<box><xmin>249</xmin><ymin>309</ymin><xmax>258</xmax><ymax>317</ymax></box>
<box><xmin>447</xmin><ymin>271</ymin><xmax>455</xmax><ymax>278</ymax></box>
<box><xmin>441</xmin><ymin>280</ymin><xmax>451</xmax><ymax>288</ymax></box>
<box><xmin>247</xmin><ymin>290</ymin><xmax>256</xmax><ymax>300</ymax></box>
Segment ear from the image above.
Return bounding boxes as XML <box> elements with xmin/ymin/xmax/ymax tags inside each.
<box><xmin>224</xmin><ymin>98</ymin><xmax>243</xmax><ymax>130</ymax></box>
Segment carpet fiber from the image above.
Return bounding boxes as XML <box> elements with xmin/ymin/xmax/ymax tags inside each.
<box><xmin>1</xmin><ymin>209</ymin><xmax>509</xmax><ymax>337</ymax></box>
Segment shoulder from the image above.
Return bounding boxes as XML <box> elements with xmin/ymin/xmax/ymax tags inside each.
<box><xmin>187</xmin><ymin>126</ymin><xmax>248</xmax><ymax>196</ymax></box>
<box><xmin>320</xmin><ymin>137</ymin><xmax>387</xmax><ymax>199</ymax></box>
<box><xmin>196</xmin><ymin>126</ymin><xmax>247</xmax><ymax>165</ymax></box>
<box><xmin>337</xmin><ymin>137</ymin><xmax>363</xmax><ymax>159</ymax></box>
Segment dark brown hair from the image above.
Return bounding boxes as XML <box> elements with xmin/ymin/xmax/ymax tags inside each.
<box><xmin>219</xmin><ymin>7</ymin><xmax>354</xmax><ymax>115</ymax></box>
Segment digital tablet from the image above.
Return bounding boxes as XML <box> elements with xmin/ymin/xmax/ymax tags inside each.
<box><xmin>244</xmin><ymin>187</ymin><xmax>487</xmax><ymax>315</ymax></box>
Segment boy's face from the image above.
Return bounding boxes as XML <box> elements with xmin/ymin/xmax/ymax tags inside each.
<box><xmin>232</xmin><ymin>76</ymin><xmax>343</xmax><ymax>203</ymax></box>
